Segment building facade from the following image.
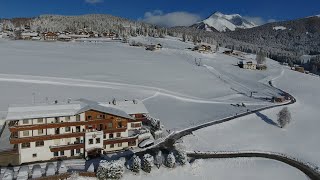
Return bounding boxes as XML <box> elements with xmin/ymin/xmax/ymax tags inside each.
<box><xmin>2</xmin><ymin>99</ymin><xmax>148</xmax><ymax>165</ymax></box>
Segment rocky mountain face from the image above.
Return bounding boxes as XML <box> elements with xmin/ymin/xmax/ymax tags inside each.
<box><xmin>191</xmin><ymin>12</ymin><xmax>256</xmax><ymax>32</ymax></box>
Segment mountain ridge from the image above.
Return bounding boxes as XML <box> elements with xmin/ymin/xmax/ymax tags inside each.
<box><xmin>191</xmin><ymin>12</ymin><xmax>256</xmax><ymax>32</ymax></box>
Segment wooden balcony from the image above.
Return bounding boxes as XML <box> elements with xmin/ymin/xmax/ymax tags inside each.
<box><xmin>10</xmin><ymin>132</ymin><xmax>85</xmax><ymax>144</ymax></box>
<box><xmin>103</xmin><ymin>136</ymin><xmax>137</xmax><ymax>145</ymax></box>
<box><xmin>50</xmin><ymin>143</ymin><xmax>84</xmax><ymax>152</ymax></box>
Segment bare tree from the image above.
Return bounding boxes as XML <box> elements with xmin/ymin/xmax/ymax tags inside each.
<box><xmin>256</xmin><ymin>49</ymin><xmax>267</xmax><ymax>64</ymax></box>
<box><xmin>182</xmin><ymin>33</ymin><xmax>186</xmax><ymax>42</ymax></box>
<box><xmin>277</xmin><ymin>107</ymin><xmax>291</xmax><ymax>128</ymax></box>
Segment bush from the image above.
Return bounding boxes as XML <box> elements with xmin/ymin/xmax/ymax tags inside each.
<box><xmin>97</xmin><ymin>160</ymin><xmax>124</xmax><ymax>180</ymax></box>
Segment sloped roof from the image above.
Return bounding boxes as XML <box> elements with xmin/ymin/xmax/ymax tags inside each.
<box><xmin>99</xmin><ymin>99</ymin><xmax>148</xmax><ymax>115</ymax></box>
<box><xmin>5</xmin><ymin>99</ymin><xmax>147</xmax><ymax>121</ymax></box>
<box><xmin>76</xmin><ymin>103</ymin><xmax>133</xmax><ymax>120</ymax></box>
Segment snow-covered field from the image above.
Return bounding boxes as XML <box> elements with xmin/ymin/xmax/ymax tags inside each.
<box><xmin>183</xmin><ymin>68</ymin><xmax>320</xmax><ymax>166</ymax></box>
<box><xmin>0</xmin><ymin>37</ymin><xmax>280</xmax><ymax>130</ymax></box>
<box><xmin>1</xmin><ymin>36</ymin><xmax>308</xmax><ymax>179</ymax></box>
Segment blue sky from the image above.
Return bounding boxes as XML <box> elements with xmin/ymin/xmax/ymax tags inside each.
<box><xmin>1</xmin><ymin>0</ymin><xmax>319</xmax><ymax>26</ymax></box>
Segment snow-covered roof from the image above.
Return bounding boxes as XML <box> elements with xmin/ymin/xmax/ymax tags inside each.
<box><xmin>21</xmin><ymin>32</ymin><xmax>39</xmax><ymax>37</ymax></box>
<box><xmin>68</xmin><ymin>34</ymin><xmax>90</xmax><ymax>38</ymax></box>
<box><xmin>99</xmin><ymin>99</ymin><xmax>149</xmax><ymax>115</ymax></box>
<box><xmin>58</xmin><ymin>34</ymin><xmax>71</xmax><ymax>39</ymax></box>
<box><xmin>5</xmin><ymin>99</ymin><xmax>147</xmax><ymax>121</ymax></box>
<box><xmin>6</xmin><ymin>103</ymin><xmax>84</xmax><ymax>121</ymax></box>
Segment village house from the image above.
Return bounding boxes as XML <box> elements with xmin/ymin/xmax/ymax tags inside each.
<box><xmin>44</xmin><ymin>32</ymin><xmax>58</xmax><ymax>41</ymax></box>
<box><xmin>238</xmin><ymin>61</ymin><xmax>257</xmax><ymax>70</ymax></box>
<box><xmin>21</xmin><ymin>32</ymin><xmax>39</xmax><ymax>40</ymax></box>
<box><xmin>0</xmin><ymin>99</ymin><xmax>149</xmax><ymax>166</ymax></box>
<box><xmin>146</xmin><ymin>44</ymin><xmax>162</xmax><ymax>51</ymax></box>
<box><xmin>58</xmin><ymin>34</ymin><xmax>72</xmax><ymax>42</ymax></box>
<box><xmin>192</xmin><ymin>44</ymin><xmax>212</xmax><ymax>53</ymax></box>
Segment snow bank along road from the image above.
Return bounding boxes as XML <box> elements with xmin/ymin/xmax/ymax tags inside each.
<box><xmin>187</xmin><ymin>151</ymin><xmax>320</xmax><ymax>180</ymax></box>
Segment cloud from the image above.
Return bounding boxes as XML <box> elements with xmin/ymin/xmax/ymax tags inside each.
<box><xmin>243</xmin><ymin>16</ymin><xmax>278</xmax><ymax>25</ymax></box>
<box><xmin>85</xmin><ymin>0</ymin><xmax>104</xmax><ymax>4</ymax></box>
<box><xmin>141</xmin><ymin>10</ymin><xmax>201</xmax><ymax>27</ymax></box>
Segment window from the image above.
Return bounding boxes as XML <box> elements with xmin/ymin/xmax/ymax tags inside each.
<box><xmin>89</xmin><ymin>139</ymin><xmax>94</xmax><ymax>144</ymax></box>
<box><xmin>110</xmin><ymin>144</ymin><xmax>114</xmax><ymax>148</ymax></box>
<box><xmin>76</xmin><ymin>149</ymin><xmax>80</xmax><ymax>154</ymax></box>
<box><xmin>109</xmin><ymin>133</ymin><xmax>114</xmax><ymax>139</ymax></box>
<box><xmin>65</xmin><ymin>127</ymin><xmax>71</xmax><ymax>132</ymax></box>
<box><xmin>55</xmin><ymin>117</ymin><xmax>59</xmax><ymax>123</ymax></box>
<box><xmin>131</xmin><ymin>123</ymin><xmax>134</xmax><ymax>128</ymax></box>
<box><xmin>116</xmin><ymin>133</ymin><xmax>121</xmax><ymax>138</ymax></box>
<box><xmin>97</xmin><ymin>114</ymin><xmax>102</xmax><ymax>119</ymax></box>
<box><xmin>96</xmin><ymin>138</ymin><xmax>100</xmax><ymax>144</ymax></box>
<box><xmin>37</xmin><ymin>118</ymin><xmax>43</xmax><ymax>123</ymax></box>
<box><xmin>107</xmin><ymin>122</ymin><xmax>113</xmax><ymax>129</ymax></box>
<box><xmin>38</xmin><ymin>129</ymin><xmax>44</xmax><ymax>135</ymax></box>
<box><xmin>76</xmin><ymin>115</ymin><xmax>80</xmax><ymax>121</ymax></box>
<box><xmin>76</xmin><ymin>126</ymin><xmax>81</xmax><ymax>132</ymax></box>
<box><xmin>117</xmin><ymin>122</ymin><xmax>122</xmax><ymax>128</ymax></box>
<box><xmin>65</xmin><ymin>116</ymin><xmax>70</xmax><ymax>121</ymax></box>
<box><xmin>118</xmin><ymin>143</ymin><xmax>122</xmax><ymax>147</ymax></box>
<box><xmin>87</xmin><ymin>116</ymin><xmax>92</xmax><ymax>120</ymax></box>
<box><xmin>23</xmin><ymin>131</ymin><xmax>29</xmax><ymax>136</ymax></box>
<box><xmin>60</xmin><ymin>151</ymin><xmax>64</xmax><ymax>156</ymax></box>
<box><xmin>53</xmin><ymin>152</ymin><xmax>58</xmax><ymax>157</ymax></box>
<box><xmin>23</xmin><ymin>119</ymin><xmax>29</xmax><ymax>124</ymax></box>
<box><xmin>33</xmin><ymin>153</ymin><xmax>37</xmax><ymax>158</ymax></box>
<box><xmin>35</xmin><ymin>141</ymin><xmax>44</xmax><ymax>147</ymax></box>
<box><xmin>21</xmin><ymin>142</ymin><xmax>30</xmax><ymax>149</ymax></box>
<box><xmin>103</xmin><ymin>134</ymin><xmax>106</xmax><ymax>139</ymax></box>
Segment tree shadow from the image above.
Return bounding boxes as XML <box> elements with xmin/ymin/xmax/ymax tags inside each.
<box><xmin>255</xmin><ymin>112</ymin><xmax>279</xmax><ymax>127</ymax></box>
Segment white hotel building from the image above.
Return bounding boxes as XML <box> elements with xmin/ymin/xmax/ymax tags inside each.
<box><xmin>0</xmin><ymin>99</ymin><xmax>148</xmax><ymax>166</ymax></box>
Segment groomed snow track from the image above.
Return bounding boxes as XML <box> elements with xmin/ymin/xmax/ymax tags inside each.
<box><xmin>187</xmin><ymin>151</ymin><xmax>320</xmax><ymax>180</ymax></box>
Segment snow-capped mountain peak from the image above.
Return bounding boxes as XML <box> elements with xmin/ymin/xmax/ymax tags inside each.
<box><xmin>192</xmin><ymin>12</ymin><xmax>256</xmax><ymax>32</ymax></box>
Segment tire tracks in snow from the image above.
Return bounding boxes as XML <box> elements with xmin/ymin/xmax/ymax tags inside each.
<box><xmin>0</xmin><ymin>73</ymin><xmax>271</xmax><ymax>106</ymax></box>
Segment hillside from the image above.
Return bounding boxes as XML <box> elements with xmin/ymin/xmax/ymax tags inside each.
<box><xmin>224</xmin><ymin>16</ymin><xmax>320</xmax><ymax>56</ymax></box>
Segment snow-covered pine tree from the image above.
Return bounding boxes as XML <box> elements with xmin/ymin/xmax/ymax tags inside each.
<box><xmin>154</xmin><ymin>150</ymin><xmax>164</xmax><ymax>169</ymax></box>
<box><xmin>96</xmin><ymin>160</ymin><xmax>124</xmax><ymax>180</ymax></box>
<box><xmin>277</xmin><ymin>107</ymin><xmax>291</xmax><ymax>128</ymax></box>
<box><xmin>130</xmin><ymin>155</ymin><xmax>141</xmax><ymax>173</ymax></box>
<box><xmin>175</xmin><ymin>150</ymin><xmax>188</xmax><ymax>166</ymax></box>
<box><xmin>142</xmin><ymin>154</ymin><xmax>154</xmax><ymax>173</ymax></box>
<box><xmin>165</xmin><ymin>152</ymin><xmax>176</xmax><ymax>168</ymax></box>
